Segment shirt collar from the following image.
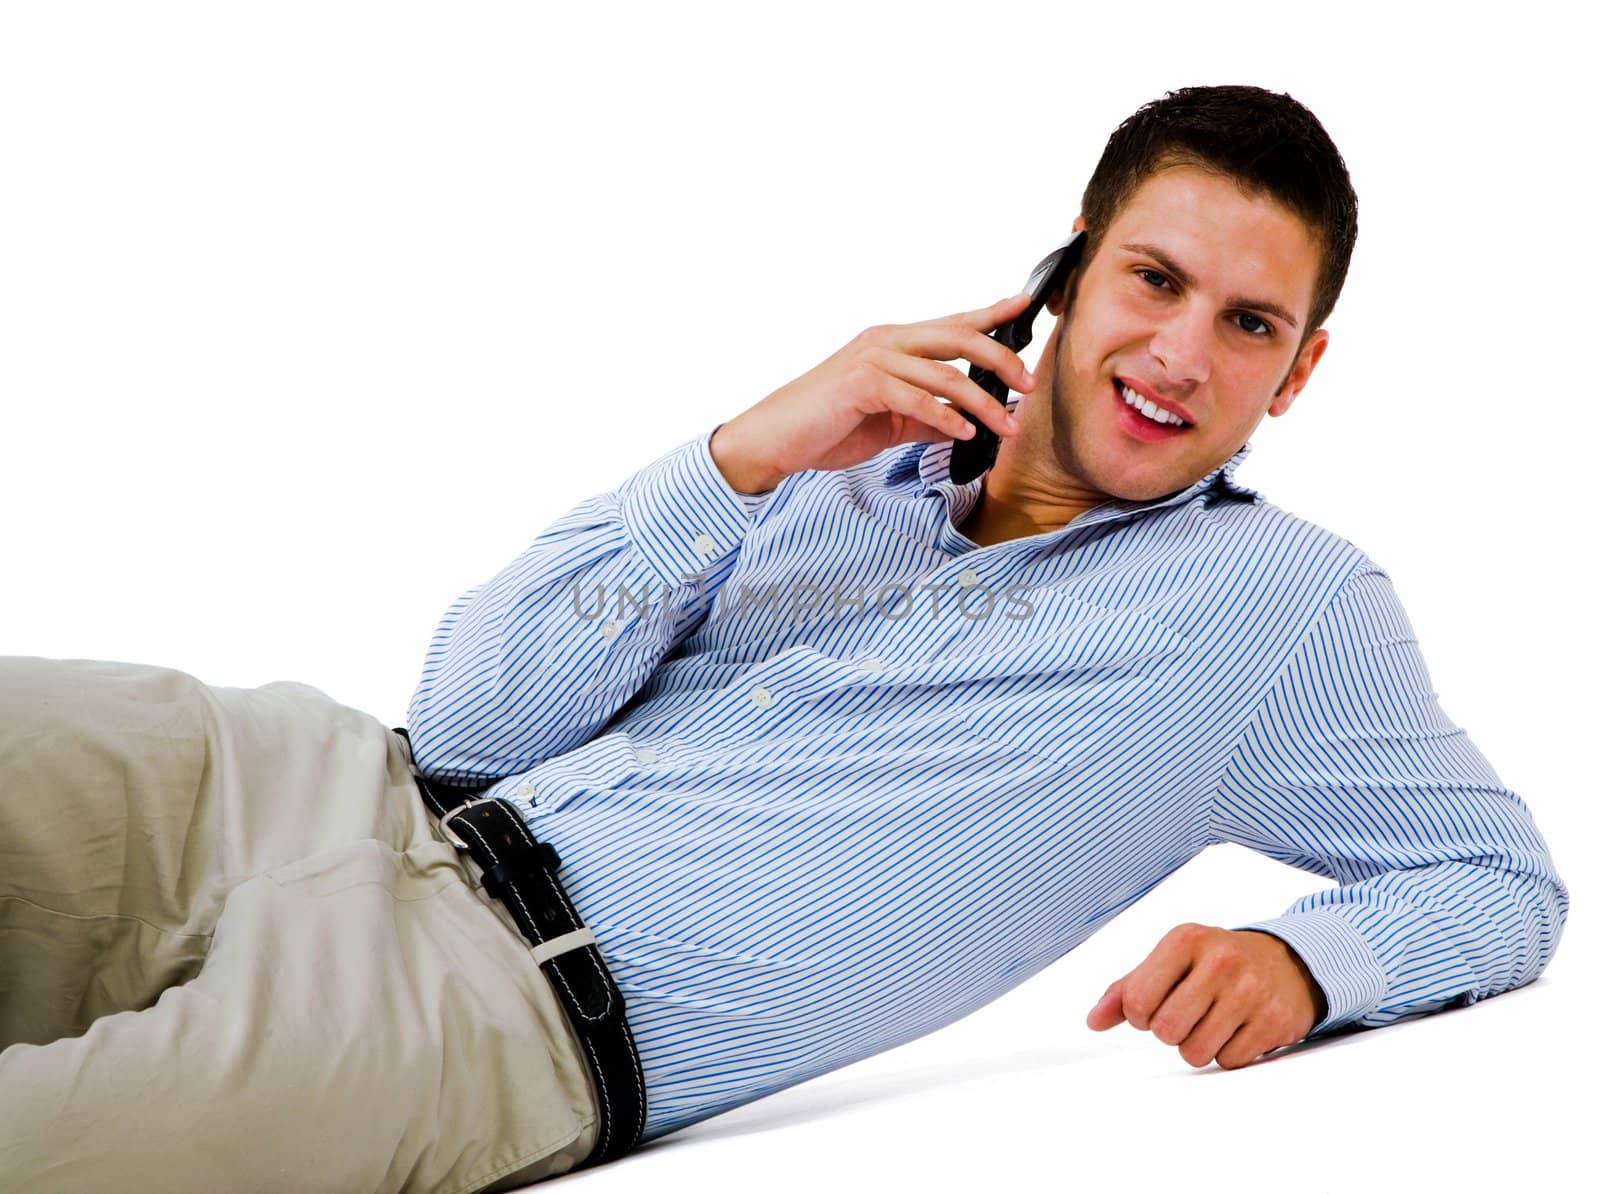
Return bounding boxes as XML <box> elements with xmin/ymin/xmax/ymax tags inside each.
<box><xmin>913</xmin><ymin>394</ymin><xmax>1262</xmax><ymax>521</ymax></box>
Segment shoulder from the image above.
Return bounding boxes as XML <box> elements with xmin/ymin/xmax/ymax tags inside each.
<box><xmin>1195</xmin><ymin>494</ymin><xmax>1389</xmax><ymax>613</ymax></box>
<box><xmin>1212</xmin><ymin>494</ymin><xmax>1375</xmax><ymax>565</ymax></box>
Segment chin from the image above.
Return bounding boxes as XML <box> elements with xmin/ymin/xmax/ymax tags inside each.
<box><xmin>1072</xmin><ymin>442</ymin><xmax>1186</xmax><ymax>503</ymax></box>
<box><xmin>1102</xmin><ymin>472</ymin><xmax>1185</xmax><ymax>503</ymax></box>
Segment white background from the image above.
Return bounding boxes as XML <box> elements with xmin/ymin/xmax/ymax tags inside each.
<box><xmin>1</xmin><ymin>3</ymin><xmax>1592</xmax><ymax>1191</ymax></box>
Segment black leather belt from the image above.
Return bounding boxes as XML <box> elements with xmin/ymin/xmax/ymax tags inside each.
<box><xmin>390</xmin><ymin>726</ymin><xmax>647</xmax><ymax>1169</ymax></box>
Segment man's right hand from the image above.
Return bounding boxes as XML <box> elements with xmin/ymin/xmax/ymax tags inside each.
<box><xmin>709</xmin><ymin>292</ymin><xmax>1037</xmax><ymax>495</ymax></box>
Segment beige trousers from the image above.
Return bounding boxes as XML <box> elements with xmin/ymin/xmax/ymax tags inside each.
<box><xmin>0</xmin><ymin>656</ymin><xmax>600</xmax><ymax>1193</ymax></box>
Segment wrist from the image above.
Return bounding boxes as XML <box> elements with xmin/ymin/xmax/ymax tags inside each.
<box><xmin>710</xmin><ymin>419</ymin><xmax>783</xmax><ymax>496</ymax></box>
<box><xmin>1276</xmin><ymin>936</ymin><xmax>1329</xmax><ymax>1025</ymax></box>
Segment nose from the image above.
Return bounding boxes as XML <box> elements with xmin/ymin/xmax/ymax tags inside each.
<box><xmin>1147</xmin><ymin>307</ymin><xmax>1211</xmax><ymax>389</ymax></box>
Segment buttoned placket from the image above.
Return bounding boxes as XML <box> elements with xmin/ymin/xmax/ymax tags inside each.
<box><xmin>579</xmin><ymin>526</ymin><xmax>730</xmax><ymax>777</ymax></box>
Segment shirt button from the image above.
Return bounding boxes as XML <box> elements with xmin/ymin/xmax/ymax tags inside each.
<box><xmin>750</xmin><ymin>685</ymin><xmax>774</xmax><ymax>708</ymax></box>
<box><xmin>957</xmin><ymin>568</ymin><xmax>981</xmax><ymax>587</ymax></box>
<box><xmin>600</xmin><ymin>619</ymin><xmax>620</xmax><ymax>641</ymax></box>
<box><xmin>692</xmin><ymin>533</ymin><xmax>717</xmax><ymax>559</ymax></box>
<box><xmin>858</xmin><ymin>656</ymin><xmax>884</xmax><ymax>673</ymax></box>
<box><xmin>516</xmin><ymin>778</ymin><xmax>536</xmax><ymax>798</ymax></box>
<box><xmin>633</xmin><ymin>746</ymin><xmax>657</xmax><ymax>764</ymax></box>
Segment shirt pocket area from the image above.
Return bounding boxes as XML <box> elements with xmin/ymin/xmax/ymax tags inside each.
<box><xmin>926</xmin><ymin>595</ymin><xmax>1193</xmax><ymax>763</ymax></box>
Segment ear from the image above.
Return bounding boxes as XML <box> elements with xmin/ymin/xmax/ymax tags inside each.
<box><xmin>1045</xmin><ymin>215</ymin><xmax>1089</xmax><ymax>317</ymax></box>
<box><xmin>1268</xmin><ymin>328</ymin><xmax>1330</xmax><ymax>417</ymax></box>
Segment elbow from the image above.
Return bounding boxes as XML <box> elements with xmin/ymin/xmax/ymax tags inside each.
<box><xmin>403</xmin><ymin>669</ymin><xmax>463</xmax><ymax>779</ymax></box>
<box><xmin>1495</xmin><ymin>858</ymin><xmax>1570</xmax><ymax>988</ymax></box>
<box><xmin>1533</xmin><ymin>869</ymin><xmax>1571</xmax><ymax>973</ymax></box>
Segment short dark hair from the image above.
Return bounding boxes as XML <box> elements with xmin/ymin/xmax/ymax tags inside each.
<box><xmin>1078</xmin><ymin>84</ymin><xmax>1358</xmax><ymax>355</ymax></box>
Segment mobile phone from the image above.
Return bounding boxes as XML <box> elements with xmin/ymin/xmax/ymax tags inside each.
<box><xmin>948</xmin><ymin>228</ymin><xmax>1087</xmax><ymax>484</ymax></box>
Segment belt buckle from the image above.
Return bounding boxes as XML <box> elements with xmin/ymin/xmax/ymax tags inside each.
<box><xmin>437</xmin><ymin>798</ymin><xmax>493</xmax><ymax>851</ymax></box>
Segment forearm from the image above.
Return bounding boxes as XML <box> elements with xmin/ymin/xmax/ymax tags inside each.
<box><xmin>407</xmin><ymin>426</ymin><xmax>773</xmax><ymax>784</ymax></box>
<box><xmin>1214</xmin><ymin>562</ymin><xmax>1570</xmax><ymax>1038</ymax></box>
<box><xmin>1233</xmin><ymin>853</ymin><xmax>1567</xmax><ymax>1038</ymax></box>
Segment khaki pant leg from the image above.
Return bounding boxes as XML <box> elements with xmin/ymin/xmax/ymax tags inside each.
<box><xmin>0</xmin><ymin>655</ymin><xmax>420</xmax><ymax>1044</ymax></box>
<box><xmin>0</xmin><ymin>656</ymin><xmax>599</xmax><ymax>1192</ymax></box>
<box><xmin>0</xmin><ymin>835</ymin><xmax>598</xmax><ymax>1193</ymax></box>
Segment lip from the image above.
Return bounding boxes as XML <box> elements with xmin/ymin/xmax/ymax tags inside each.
<box><xmin>1110</xmin><ymin>377</ymin><xmax>1192</xmax><ymax>442</ymax></box>
<box><xmin>1114</xmin><ymin>375</ymin><xmax>1196</xmax><ymax>426</ymax></box>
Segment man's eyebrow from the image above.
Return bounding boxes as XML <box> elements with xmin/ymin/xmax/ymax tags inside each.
<box><xmin>1118</xmin><ymin>242</ymin><xmax>1300</xmax><ymax>329</ymax></box>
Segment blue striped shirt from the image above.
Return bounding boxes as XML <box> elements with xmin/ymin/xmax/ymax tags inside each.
<box><xmin>406</xmin><ymin>411</ymin><xmax>1570</xmax><ymax>1143</ymax></box>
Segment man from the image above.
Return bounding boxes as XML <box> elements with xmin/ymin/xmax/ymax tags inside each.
<box><xmin>0</xmin><ymin>85</ymin><xmax>1569</xmax><ymax>1191</ymax></box>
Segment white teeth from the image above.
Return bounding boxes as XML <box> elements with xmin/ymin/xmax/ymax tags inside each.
<box><xmin>1118</xmin><ymin>381</ymin><xmax>1187</xmax><ymax>427</ymax></box>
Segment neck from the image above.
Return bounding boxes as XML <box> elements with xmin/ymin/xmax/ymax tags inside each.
<box><xmin>958</xmin><ymin>462</ymin><xmax>1107</xmax><ymax>547</ymax></box>
<box><xmin>957</xmin><ymin>351</ymin><xmax>1113</xmax><ymax>545</ymax></box>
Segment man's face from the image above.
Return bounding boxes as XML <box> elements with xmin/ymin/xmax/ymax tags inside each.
<box><xmin>1027</xmin><ymin>164</ymin><xmax>1329</xmax><ymax>505</ymax></box>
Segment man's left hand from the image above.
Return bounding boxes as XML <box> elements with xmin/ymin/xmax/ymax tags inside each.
<box><xmin>1085</xmin><ymin>923</ymin><xmax>1328</xmax><ymax>1069</ymax></box>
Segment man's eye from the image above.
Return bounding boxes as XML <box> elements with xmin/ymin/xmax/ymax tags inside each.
<box><xmin>1136</xmin><ymin>269</ymin><xmax>1273</xmax><ymax>338</ymax></box>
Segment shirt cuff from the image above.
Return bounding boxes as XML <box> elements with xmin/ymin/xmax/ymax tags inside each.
<box><xmin>617</xmin><ymin>424</ymin><xmax>778</xmax><ymax>589</ymax></box>
<box><xmin>1229</xmin><ymin>909</ymin><xmax>1388</xmax><ymax>1037</ymax></box>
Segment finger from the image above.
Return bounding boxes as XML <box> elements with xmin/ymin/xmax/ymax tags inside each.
<box><xmin>945</xmin><ymin>291</ymin><xmax>1034</xmax><ymax>330</ymax></box>
<box><xmin>1118</xmin><ymin>936</ymin><xmax>1199</xmax><ymax>1032</ymax></box>
<box><xmin>1178</xmin><ymin>998</ymin><xmax>1246</xmax><ymax>1070</ymax></box>
<box><xmin>1146</xmin><ymin>970</ymin><xmax>1217</xmax><ymax>1047</ymax></box>
<box><xmin>1212</xmin><ymin>998</ymin><xmax>1299</xmax><ymax>1070</ymax></box>
<box><xmin>867</xmin><ymin>349</ymin><xmax>1019</xmax><ymax>439</ymax></box>
<box><xmin>1214</xmin><ymin>1020</ymin><xmax>1278</xmax><ymax>1071</ymax></box>
<box><xmin>1086</xmin><ymin>983</ymin><xmax>1125</xmax><ymax>1031</ymax></box>
<box><xmin>866</xmin><ymin>324</ymin><xmax>1035</xmax><ymax>404</ymax></box>
<box><xmin>870</xmin><ymin>371</ymin><xmax>979</xmax><ymax>445</ymax></box>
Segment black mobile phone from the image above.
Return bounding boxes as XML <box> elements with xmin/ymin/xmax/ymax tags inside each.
<box><xmin>949</xmin><ymin>228</ymin><xmax>1087</xmax><ymax>484</ymax></box>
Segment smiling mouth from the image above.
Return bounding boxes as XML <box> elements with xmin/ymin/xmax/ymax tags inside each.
<box><xmin>1115</xmin><ymin>379</ymin><xmax>1191</xmax><ymax>427</ymax></box>
<box><xmin>1111</xmin><ymin>378</ymin><xmax>1192</xmax><ymax>440</ymax></box>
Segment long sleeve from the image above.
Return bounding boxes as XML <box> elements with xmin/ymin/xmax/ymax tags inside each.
<box><xmin>1210</xmin><ymin>562</ymin><xmax>1570</xmax><ymax>1040</ymax></box>
<box><xmin>405</xmin><ymin>425</ymin><xmax>780</xmax><ymax>786</ymax></box>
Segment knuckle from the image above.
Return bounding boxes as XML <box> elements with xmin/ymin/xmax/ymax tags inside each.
<box><xmin>853</xmin><ymin>344</ymin><xmax>888</xmax><ymax>371</ymax></box>
<box><xmin>1265</xmin><ymin>1000</ymin><xmax>1296</xmax><ymax>1035</ymax></box>
<box><xmin>839</xmin><ymin>359</ymin><xmax>880</xmax><ymax>395</ymax></box>
<box><xmin>1122</xmin><ymin>988</ymin><xmax>1154</xmax><ymax>1023</ymax></box>
<box><xmin>1209</xmin><ymin>952</ymin><xmax>1243</xmax><ymax>982</ymax></box>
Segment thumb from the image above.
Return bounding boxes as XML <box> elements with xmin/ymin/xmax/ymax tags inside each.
<box><xmin>1086</xmin><ymin>983</ymin><xmax>1126</xmax><ymax>1031</ymax></box>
